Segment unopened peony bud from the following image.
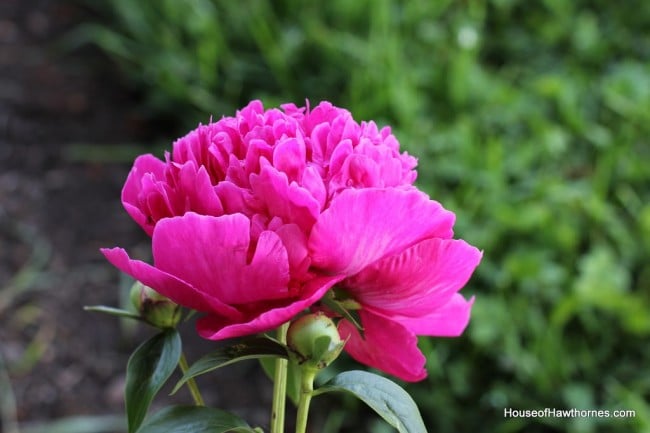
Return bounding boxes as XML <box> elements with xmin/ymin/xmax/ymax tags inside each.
<box><xmin>129</xmin><ymin>281</ymin><xmax>181</xmax><ymax>328</ymax></box>
<box><xmin>287</xmin><ymin>313</ymin><xmax>345</xmax><ymax>370</ymax></box>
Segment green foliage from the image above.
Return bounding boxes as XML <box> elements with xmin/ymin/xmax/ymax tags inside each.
<box><xmin>135</xmin><ymin>406</ymin><xmax>255</xmax><ymax>433</ymax></box>
<box><xmin>314</xmin><ymin>370</ymin><xmax>428</xmax><ymax>433</ymax></box>
<box><xmin>125</xmin><ymin>330</ymin><xmax>181</xmax><ymax>433</ymax></box>
<box><xmin>79</xmin><ymin>0</ymin><xmax>650</xmax><ymax>431</ymax></box>
<box><xmin>172</xmin><ymin>336</ymin><xmax>288</xmax><ymax>394</ymax></box>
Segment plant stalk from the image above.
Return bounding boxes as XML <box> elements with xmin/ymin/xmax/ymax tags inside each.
<box><xmin>271</xmin><ymin>322</ymin><xmax>290</xmax><ymax>433</ymax></box>
<box><xmin>178</xmin><ymin>352</ymin><xmax>205</xmax><ymax>406</ymax></box>
<box><xmin>295</xmin><ymin>368</ymin><xmax>317</xmax><ymax>433</ymax></box>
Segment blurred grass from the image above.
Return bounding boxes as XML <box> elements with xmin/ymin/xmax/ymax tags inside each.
<box><xmin>1</xmin><ymin>350</ymin><xmax>20</xmax><ymax>433</ymax></box>
<box><xmin>66</xmin><ymin>0</ymin><xmax>650</xmax><ymax>432</ymax></box>
<box><xmin>19</xmin><ymin>415</ymin><xmax>126</xmax><ymax>433</ymax></box>
<box><xmin>0</xmin><ymin>222</ymin><xmax>59</xmax><ymax>432</ymax></box>
<box><xmin>0</xmin><ymin>223</ymin><xmax>51</xmax><ymax>315</ymax></box>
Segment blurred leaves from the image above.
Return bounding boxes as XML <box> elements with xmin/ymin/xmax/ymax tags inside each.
<box><xmin>72</xmin><ymin>0</ymin><xmax>650</xmax><ymax>432</ymax></box>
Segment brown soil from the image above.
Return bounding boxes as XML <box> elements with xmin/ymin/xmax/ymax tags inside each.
<box><xmin>0</xmin><ymin>1</ymin><xmax>273</xmax><ymax>431</ymax></box>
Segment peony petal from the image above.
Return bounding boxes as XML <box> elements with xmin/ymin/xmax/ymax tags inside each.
<box><xmin>140</xmin><ymin>175</ymin><xmax>179</xmax><ymax>222</ymax></box>
<box><xmin>173</xmin><ymin>125</ymin><xmax>224</xmax><ymax>181</ymax></box>
<box><xmin>309</xmin><ymin>188</ymin><xmax>455</xmax><ymax>276</ymax></box>
<box><xmin>101</xmin><ymin>247</ymin><xmax>241</xmax><ymax>319</ymax></box>
<box><xmin>275</xmin><ymin>223</ymin><xmax>311</xmax><ymax>280</ymax></box>
<box><xmin>344</xmin><ymin>238</ymin><xmax>482</xmax><ymax>316</ymax></box>
<box><xmin>121</xmin><ymin>154</ymin><xmax>166</xmax><ymax>235</ymax></box>
<box><xmin>301</xmin><ymin>166</ymin><xmax>327</xmax><ymax>209</ymax></box>
<box><xmin>329</xmin><ymin>153</ymin><xmax>381</xmax><ymax>191</ymax></box>
<box><xmin>273</xmin><ymin>137</ymin><xmax>306</xmax><ymax>183</ymax></box>
<box><xmin>393</xmin><ymin>293</ymin><xmax>474</xmax><ymax>337</ymax></box>
<box><xmin>152</xmin><ymin>212</ymin><xmax>290</xmax><ymax>305</ymax></box>
<box><xmin>214</xmin><ymin>180</ymin><xmax>260</xmax><ymax>216</ymax></box>
<box><xmin>339</xmin><ymin>310</ymin><xmax>427</xmax><ymax>382</ymax></box>
<box><xmin>249</xmin><ymin>163</ymin><xmax>320</xmax><ymax>233</ymax></box>
<box><xmin>309</xmin><ymin>122</ymin><xmax>332</xmax><ymax>167</ymax></box>
<box><xmin>197</xmin><ymin>275</ymin><xmax>343</xmax><ymax>340</ymax></box>
<box><xmin>328</xmin><ymin>138</ymin><xmax>353</xmax><ymax>179</ymax></box>
<box><xmin>244</xmin><ymin>138</ymin><xmax>274</xmax><ymax>179</ymax></box>
<box><xmin>247</xmin><ymin>230</ymin><xmax>291</xmax><ymax>298</ymax></box>
<box><xmin>176</xmin><ymin>162</ymin><xmax>223</xmax><ymax>216</ymax></box>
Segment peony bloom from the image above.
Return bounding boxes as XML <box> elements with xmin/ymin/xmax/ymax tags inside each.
<box><xmin>102</xmin><ymin>100</ymin><xmax>480</xmax><ymax>381</ymax></box>
<box><xmin>309</xmin><ymin>187</ymin><xmax>482</xmax><ymax>381</ymax></box>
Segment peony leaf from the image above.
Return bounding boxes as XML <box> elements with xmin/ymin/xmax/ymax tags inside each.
<box><xmin>125</xmin><ymin>329</ymin><xmax>181</xmax><ymax>433</ymax></box>
<box><xmin>313</xmin><ymin>370</ymin><xmax>428</xmax><ymax>433</ymax></box>
<box><xmin>84</xmin><ymin>305</ymin><xmax>142</xmax><ymax>321</ymax></box>
<box><xmin>172</xmin><ymin>336</ymin><xmax>288</xmax><ymax>395</ymax></box>
<box><xmin>136</xmin><ymin>405</ymin><xmax>256</xmax><ymax>433</ymax></box>
<box><xmin>321</xmin><ymin>292</ymin><xmax>364</xmax><ymax>337</ymax></box>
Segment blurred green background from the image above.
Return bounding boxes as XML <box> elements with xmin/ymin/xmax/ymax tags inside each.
<box><xmin>72</xmin><ymin>0</ymin><xmax>650</xmax><ymax>432</ymax></box>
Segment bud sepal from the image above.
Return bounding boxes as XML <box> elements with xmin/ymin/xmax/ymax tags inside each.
<box><xmin>130</xmin><ymin>281</ymin><xmax>182</xmax><ymax>329</ymax></box>
<box><xmin>286</xmin><ymin>313</ymin><xmax>345</xmax><ymax>370</ymax></box>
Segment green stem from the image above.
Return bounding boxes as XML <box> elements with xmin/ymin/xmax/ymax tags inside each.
<box><xmin>0</xmin><ymin>352</ymin><xmax>19</xmax><ymax>433</ymax></box>
<box><xmin>271</xmin><ymin>322</ymin><xmax>290</xmax><ymax>433</ymax></box>
<box><xmin>178</xmin><ymin>352</ymin><xmax>205</xmax><ymax>406</ymax></box>
<box><xmin>295</xmin><ymin>368</ymin><xmax>317</xmax><ymax>433</ymax></box>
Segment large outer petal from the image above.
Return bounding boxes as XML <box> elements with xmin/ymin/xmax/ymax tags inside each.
<box><xmin>152</xmin><ymin>212</ymin><xmax>290</xmax><ymax>305</ymax></box>
<box><xmin>344</xmin><ymin>238</ymin><xmax>482</xmax><ymax>316</ymax></box>
<box><xmin>101</xmin><ymin>247</ymin><xmax>241</xmax><ymax>320</ymax></box>
<box><xmin>308</xmin><ymin>188</ymin><xmax>455</xmax><ymax>276</ymax></box>
<box><xmin>338</xmin><ymin>310</ymin><xmax>427</xmax><ymax>382</ymax></box>
<box><xmin>197</xmin><ymin>274</ymin><xmax>344</xmax><ymax>340</ymax></box>
<box><xmin>392</xmin><ymin>293</ymin><xmax>475</xmax><ymax>337</ymax></box>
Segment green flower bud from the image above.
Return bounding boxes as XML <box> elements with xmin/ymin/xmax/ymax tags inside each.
<box><xmin>287</xmin><ymin>312</ymin><xmax>345</xmax><ymax>370</ymax></box>
<box><xmin>129</xmin><ymin>281</ymin><xmax>181</xmax><ymax>329</ymax></box>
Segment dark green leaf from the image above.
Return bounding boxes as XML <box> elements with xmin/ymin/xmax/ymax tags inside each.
<box><xmin>172</xmin><ymin>336</ymin><xmax>288</xmax><ymax>394</ymax></box>
<box><xmin>126</xmin><ymin>329</ymin><xmax>181</xmax><ymax>433</ymax></box>
<box><xmin>321</xmin><ymin>294</ymin><xmax>364</xmax><ymax>337</ymax></box>
<box><xmin>314</xmin><ymin>370</ymin><xmax>427</xmax><ymax>433</ymax></box>
<box><xmin>84</xmin><ymin>305</ymin><xmax>142</xmax><ymax>321</ymax></box>
<box><xmin>136</xmin><ymin>406</ymin><xmax>255</xmax><ymax>433</ymax></box>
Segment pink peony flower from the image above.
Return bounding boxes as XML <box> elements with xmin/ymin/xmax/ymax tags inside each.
<box><xmin>308</xmin><ymin>187</ymin><xmax>482</xmax><ymax>381</ymax></box>
<box><xmin>102</xmin><ymin>100</ymin><xmax>481</xmax><ymax>381</ymax></box>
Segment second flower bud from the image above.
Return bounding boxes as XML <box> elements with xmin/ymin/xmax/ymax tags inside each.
<box><xmin>286</xmin><ymin>312</ymin><xmax>345</xmax><ymax>370</ymax></box>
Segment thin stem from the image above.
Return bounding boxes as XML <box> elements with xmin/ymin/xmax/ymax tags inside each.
<box><xmin>178</xmin><ymin>352</ymin><xmax>205</xmax><ymax>406</ymax></box>
<box><xmin>0</xmin><ymin>351</ymin><xmax>19</xmax><ymax>433</ymax></box>
<box><xmin>271</xmin><ymin>322</ymin><xmax>290</xmax><ymax>433</ymax></box>
<box><xmin>295</xmin><ymin>368</ymin><xmax>317</xmax><ymax>433</ymax></box>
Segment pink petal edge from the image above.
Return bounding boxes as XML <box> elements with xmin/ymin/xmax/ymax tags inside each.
<box><xmin>196</xmin><ymin>274</ymin><xmax>344</xmax><ymax>340</ymax></box>
<box><xmin>309</xmin><ymin>188</ymin><xmax>455</xmax><ymax>276</ymax></box>
<box><xmin>392</xmin><ymin>293</ymin><xmax>475</xmax><ymax>337</ymax></box>
<box><xmin>345</xmin><ymin>238</ymin><xmax>482</xmax><ymax>317</ymax></box>
<box><xmin>339</xmin><ymin>309</ymin><xmax>427</xmax><ymax>382</ymax></box>
<box><xmin>101</xmin><ymin>247</ymin><xmax>241</xmax><ymax>320</ymax></box>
